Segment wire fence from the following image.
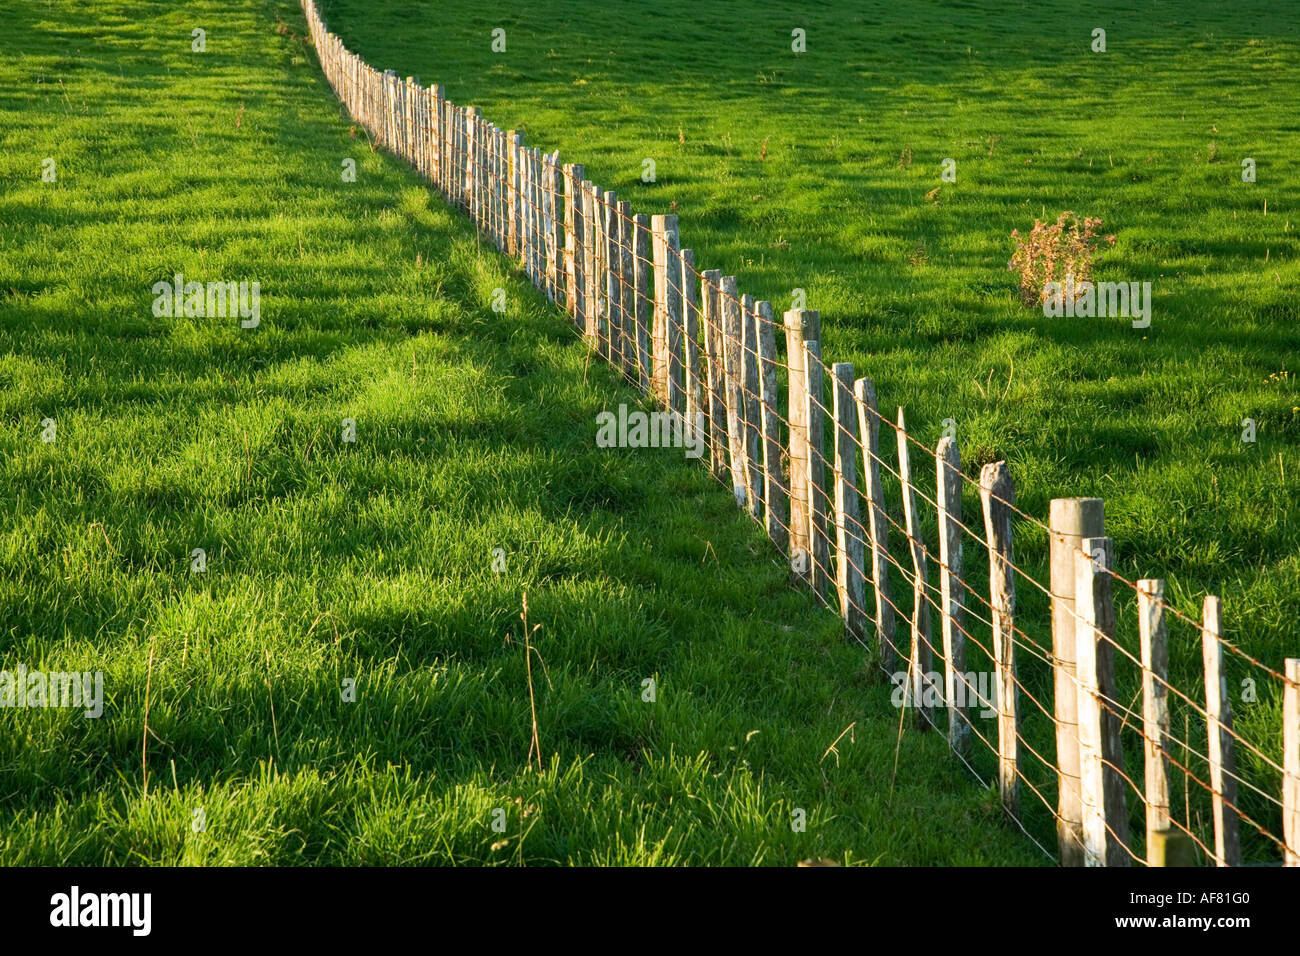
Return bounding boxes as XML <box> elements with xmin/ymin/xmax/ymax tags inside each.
<box><xmin>301</xmin><ymin>0</ymin><xmax>1300</xmax><ymax>867</ymax></box>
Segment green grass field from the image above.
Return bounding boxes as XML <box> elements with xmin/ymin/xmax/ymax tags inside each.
<box><xmin>318</xmin><ymin>0</ymin><xmax>1300</xmax><ymax>656</ymax></box>
<box><xmin>312</xmin><ymin>0</ymin><xmax>1300</xmax><ymax>861</ymax></box>
<box><xmin>0</xmin><ymin>0</ymin><xmax>1051</xmax><ymax>865</ymax></box>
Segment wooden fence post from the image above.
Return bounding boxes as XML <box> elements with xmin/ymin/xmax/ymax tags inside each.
<box><xmin>1202</xmin><ymin>596</ymin><xmax>1240</xmax><ymax>867</ymax></box>
<box><xmin>897</xmin><ymin>409</ymin><xmax>932</xmax><ymax>728</ymax></box>
<box><xmin>483</xmin><ymin>121</ymin><xmax>495</xmax><ymax>239</ymax></box>
<box><xmin>1075</xmin><ymin>536</ymin><xmax>1131</xmax><ymax>866</ymax></box>
<box><xmin>590</xmin><ymin>183</ymin><xmax>605</xmax><ymax>355</ymax></box>
<box><xmin>521</xmin><ymin>143</ymin><xmax>534</xmax><ymax>279</ymax></box>
<box><xmin>757</xmin><ymin>302</ymin><xmax>788</xmax><ymax>552</ymax></box>
<box><xmin>832</xmin><ymin>363</ymin><xmax>866</xmax><ymax>640</ymax></box>
<box><xmin>1285</xmin><ymin>658</ymin><xmax>1299</xmax><ymax>866</ymax></box>
<box><xmin>804</xmin><ymin>341</ymin><xmax>830</xmax><ymax>598</ymax></box>
<box><xmin>563</xmin><ymin>163</ymin><xmax>583</xmax><ymax>317</ymax></box>
<box><xmin>510</xmin><ymin>133</ymin><xmax>523</xmax><ymax>260</ymax></box>
<box><xmin>432</xmin><ymin>85</ymin><xmax>444</xmax><ymax>192</ymax></box>
<box><xmin>406</xmin><ymin>77</ymin><xmax>419</xmax><ymax>172</ymax></box>
<box><xmin>532</xmin><ymin>149</ymin><xmax>545</xmax><ymax>292</ymax></box>
<box><xmin>548</xmin><ymin>156</ymin><xmax>564</xmax><ymax>301</ymax></box>
<box><xmin>1149</xmin><ymin>829</ymin><xmax>1197</xmax><ymax>866</ymax></box>
<box><xmin>567</xmin><ymin>164</ymin><xmax>584</xmax><ymax>325</ymax></box>
<box><xmin>458</xmin><ymin>106</ymin><xmax>469</xmax><ymax>211</ymax></box>
<box><xmin>855</xmin><ymin>377</ymin><xmax>895</xmax><ymax>674</ymax></box>
<box><xmin>619</xmin><ymin>202</ymin><xmax>637</xmax><ymax>382</ymax></box>
<box><xmin>1049</xmin><ymin>496</ymin><xmax>1104</xmax><ymax>865</ymax></box>
<box><xmin>478</xmin><ymin>113</ymin><xmax>488</xmax><ymax>227</ymax></box>
<box><xmin>667</xmin><ymin>248</ymin><xmax>685</xmax><ymax>416</ymax></box>
<box><xmin>403</xmin><ymin>75</ymin><xmax>415</xmax><ymax>164</ymax></box>
<box><xmin>981</xmin><ymin>461</ymin><xmax>1018</xmax><ymax>818</ymax></box>
<box><xmin>580</xmin><ymin>182</ymin><xmax>598</xmax><ymax>347</ymax></box>
<box><xmin>632</xmin><ymin>215</ymin><xmax>652</xmax><ymax>391</ymax></box>
<box><xmin>383</xmin><ymin>69</ymin><xmax>396</xmax><ymax>151</ymax></box>
<box><xmin>683</xmin><ymin>251</ymin><xmax>701</xmax><ymax>435</ymax></box>
<box><xmin>482</xmin><ymin>122</ymin><xmax>494</xmax><ymax>241</ymax></box>
<box><xmin>741</xmin><ymin>295</ymin><xmax>763</xmax><ymax>521</ymax></box>
<box><xmin>721</xmin><ymin>277</ymin><xmax>748</xmax><ymax>508</ymax></box>
<box><xmin>603</xmin><ymin>190</ymin><xmax>622</xmax><ymax>367</ymax></box>
<box><xmin>522</xmin><ymin>147</ymin><xmax>534</xmax><ymax>280</ymax></box>
<box><xmin>784</xmin><ymin>310</ymin><xmax>821</xmax><ymax>579</ymax></box>
<box><xmin>447</xmin><ymin>99</ymin><xmax>457</xmax><ymax>200</ymax></box>
<box><xmin>651</xmin><ymin>215</ymin><xmax>682</xmax><ymax>410</ymax></box>
<box><xmin>484</xmin><ymin>120</ymin><xmax>494</xmax><ymax>234</ymax></box>
<box><xmin>465</xmin><ymin>107</ymin><xmax>479</xmax><ymax>225</ymax></box>
<box><xmin>522</xmin><ymin>148</ymin><xmax>533</xmax><ymax>284</ymax></box>
<box><xmin>486</xmin><ymin>126</ymin><xmax>493</xmax><ymax>238</ymax></box>
<box><xmin>1138</xmin><ymin>579</ymin><xmax>1171</xmax><ymax>865</ymax></box>
<box><xmin>473</xmin><ymin>108</ymin><xmax>484</xmax><ymax>224</ymax></box>
<box><xmin>586</xmin><ymin>182</ymin><xmax>603</xmax><ymax>349</ymax></box>
<box><xmin>533</xmin><ymin>150</ymin><xmax>548</xmax><ymax>295</ymax></box>
<box><xmin>702</xmin><ymin>271</ymin><xmax>728</xmax><ymax>481</ymax></box>
<box><xmin>936</xmin><ymin>435</ymin><xmax>968</xmax><ymax>755</ymax></box>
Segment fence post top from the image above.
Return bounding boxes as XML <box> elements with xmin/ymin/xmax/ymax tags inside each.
<box><xmin>980</xmin><ymin>461</ymin><xmax>1014</xmax><ymax>497</ymax></box>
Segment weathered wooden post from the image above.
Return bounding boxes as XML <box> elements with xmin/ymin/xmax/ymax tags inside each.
<box><xmin>703</xmin><ymin>271</ymin><xmax>728</xmax><ymax>481</ymax></box>
<box><xmin>632</xmin><ymin>215</ymin><xmax>652</xmax><ymax>391</ymax></box>
<box><xmin>465</xmin><ymin>106</ymin><xmax>479</xmax><ymax>225</ymax></box>
<box><xmin>1149</xmin><ymin>829</ymin><xmax>1198</xmax><ymax>866</ymax></box>
<box><xmin>741</xmin><ymin>296</ymin><xmax>763</xmax><ymax>521</ymax></box>
<box><xmin>580</xmin><ymin>182</ymin><xmax>598</xmax><ymax>347</ymax></box>
<box><xmin>667</xmin><ymin>245</ymin><xmax>685</xmax><ymax>415</ymax></box>
<box><xmin>897</xmin><ymin>409</ymin><xmax>932</xmax><ymax>728</ymax></box>
<box><xmin>1050</xmin><ymin>497</ymin><xmax>1104</xmax><ymax>865</ymax></box>
<box><xmin>549</xmin><ymin>155</ymin><xmax>565</xmax><ymax>300</ymax></box>
<box><xmin>981</xmin><ymin>462</ymin><xmax>1018</xmax><ymax>818</ymax></box>
<box><xmin>784</xmin><ymin>310</ymin><xmax>820</xmax><ymax>580</ymax></box>
<box><xmin>619</xmin><ymin>202</ymin><xmax>637</xmax><ymax>382</ymax></box>
<box><xmin>532</xmin><ymin>149</ymin><xmax>545</xmax><ymax>291</ymax></box>
<box><xmin>1284</xmin><ymin>658</ymin><xmax>1299</xmax><ymax>866</ymax></box>
<box><xmin>567</xmin><ymin>164</ymin><xmax>585</xmax><ymax>325</ymax></box>
<box><xmin>855</xmin><ymin>377</ymin><xmax>895</xmax><ymax>674</ymax></box>
<box><xmin>804</xmin><ymin>341</ymin><xmax>830</xmax><ymax>598</ymax></box>
<box><xmin>757</xmin><ymin>302</ymin><xmax>788</xmax><ymax>552</ymax></box>
<box><xmin>1202</xmin><ymin>596</ymin><xmax>1240</xmax><ymax>867</ymax></box>
<box><xmin>936</xmin><ymin>435</ymin><xmax>968</xmax><ymax>755</ymax></box>
<box><xmin>651</xmin><ymin>215</ymin><xmax>682</xmax><ymax>410</ymax></box>
<box><xmin>511</xmin><ymin>133</ymin><xmax>524</xmax><ymax>260</ymax></box>
<box><xmin>431</xmin><ymin>85</ymin><xmax>444</xmax><ymax>192</ymax></box>
<box><xmin>1139</xmin><ymin>579</ymin><xmax>1171</xmax><ymax>865</ymax></box>
<box><xmin>1075</xmin><ymin>536</ymin><xmax>1130</xmax><ymax>866</ymax></box>
<box><xmin>590</xmin><ymin>183</ymin><xmax>605</xmax><ymax>354</ymax></box>
<box><xmin>603</xmin><ymin>190</ymin><xmax>622</xmax><ymax>366</ymax></box>
<box><xmin>832</xmin><ymin>363</ymin><xmax>867</xmax><ymax>640</ymax></box>
<box><xmin>563</xmin><ymin>163</ymin><xmax>584</xmax><ymax>317</ymax></box>
<box><xmin>722</xmin><ymin>277</ymin><xmax>748</xmax><ymax>508</ymax></box>
<box><xmin>682</xmin><ymin>251</ymin><xmax>701</xmax><ymax>434</ymax></box>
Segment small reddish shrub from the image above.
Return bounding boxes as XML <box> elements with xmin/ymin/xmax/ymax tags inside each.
<box><xmin>1008</xmin><ymin>211</ymin><xmax>1115</xmax><ymax>306</ymax></box>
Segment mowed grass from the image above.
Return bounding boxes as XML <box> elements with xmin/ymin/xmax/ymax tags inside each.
<box><xmin>0</xmin><ymin>0</ymin><xmax>1042</xmax><ymax>865</ymax></box>
<box><xmin>316</xmin><ymin>0</ymin><xmax>1300</xmax><ymax>860</ymax></box>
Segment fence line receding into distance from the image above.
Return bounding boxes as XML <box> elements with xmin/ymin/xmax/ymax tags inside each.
<box><xmin>300</xmin><ymin>0</ymin><xmax>1300</xmax><ymax>867</ymax></box>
